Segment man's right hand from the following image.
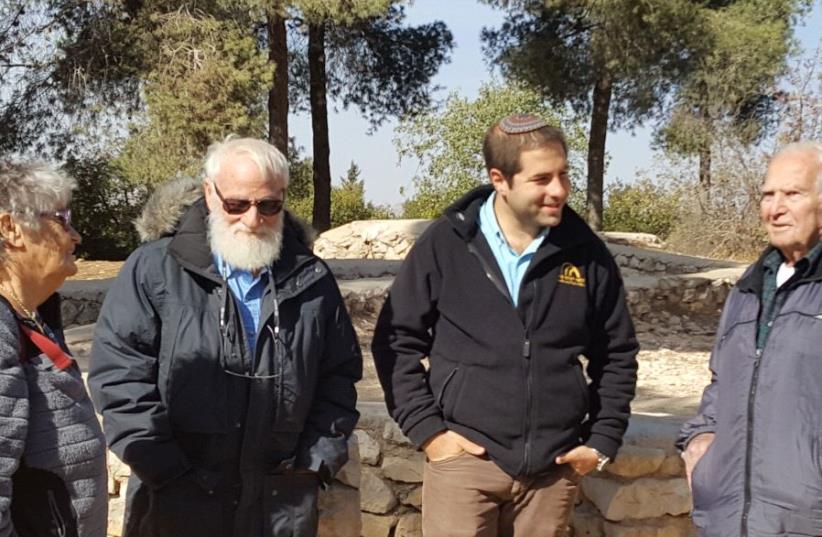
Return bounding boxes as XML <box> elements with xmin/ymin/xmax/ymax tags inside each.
<box><xmin>681</xmin><ymin>432</ymin><xmax>715</xmax><ymax>491</ymax></box>
<box><xmin>423</xmin><ymin>430</ymin><xmax>486</xmax><ymax>462</ymax></box>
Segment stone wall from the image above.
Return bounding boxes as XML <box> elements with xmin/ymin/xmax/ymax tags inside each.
<box><xmin>103</xmin><ymin>406</ymin><xmax>696</xmax><ymax>537</ymax></box>
<box><xmin>350</xmin><ymin>404</ymin><xmax>695</xmax><ymax>537</ymax></box>
<box><xmin>314</xmin><ymin>220</ymin><xmax>432</xmax><ymax>260</ymax></box>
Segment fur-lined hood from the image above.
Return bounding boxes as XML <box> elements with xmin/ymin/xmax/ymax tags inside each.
<box><xmin>134</xmin><ymin>175</ymin><xmax>315</xmax><ymax>248</ymax></box>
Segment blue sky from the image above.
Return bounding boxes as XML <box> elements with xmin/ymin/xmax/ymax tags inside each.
<box><xmin>289</xmin><ymin>0</ymin><xmax>822</xmax><ymax>207</ymax></box>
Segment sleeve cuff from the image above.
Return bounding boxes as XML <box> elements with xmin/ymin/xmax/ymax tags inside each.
<box><xmin>585</xmin><ymin>433</ymin><xmax>621</xmax><ymax>461</ymax></box>
<box><xmin>405</xmin><ymin>415</ymin><xmax>448</xmax><ymax>448</ymax></box>
<box><xmin>120</xmin><ymin>439</ymin><xmax>191</xmax><ymax>490</ymax></box>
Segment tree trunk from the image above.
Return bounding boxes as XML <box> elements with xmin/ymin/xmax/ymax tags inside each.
<box><xmin>267</xmin><ymin>8</ymin><xmax>289</xmax><ymax>158</ymax></box>
<box><xmin>309</xmin><ymin>21</ymin><xmax>331</xmax><ymax>232</ymax></box>
<box><xmin>698</xmin><ymin>142</ymin><xmax>712</xmax><ymax>190</ymax></box>
<box><xmin>697</xmin><ymin>99</ymin><xmax>712</xmax><ymax>192</ymax></box>
<box><xmin>586</xmin><ymin>74</ymin><xmax>612</xmax><ymax>231</ymax></box>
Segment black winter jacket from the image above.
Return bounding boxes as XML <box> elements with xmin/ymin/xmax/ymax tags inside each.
<box><xmin>89</xmin><ymin>193</ymin><xmax>361</xmax><ymax>537</ymax></box>
<box><xmin>372</xmin><ymin>185</ymin><xmax>638</xmax><ymax>477</ymax></box>
<box><xmin>678</xmin><ymin>247</ymin><xmax>822</xmax><ymax>537</ymax></box>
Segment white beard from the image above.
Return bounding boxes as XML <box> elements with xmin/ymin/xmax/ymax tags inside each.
<box><xmin>208</xmin><ymin>212</ymin><xmax>283</xmax><ymax>271</ymax></box>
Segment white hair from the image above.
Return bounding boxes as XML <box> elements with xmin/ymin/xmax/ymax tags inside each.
<box><xmin>204</xmin><ymin>136</ymin><xmax>290</xmax><ymax>187</ymax></box>
<box><xmin>0</xmin><ymin>162</ymin><xmax>76</xmax><ymax>261</ymax></box>
<box><xmin>773</xmin><ymin>141</ymin><xmax>822</xmax><ymax>191</ymax></box>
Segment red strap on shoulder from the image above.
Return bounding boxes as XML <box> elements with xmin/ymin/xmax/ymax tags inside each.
<box><xmin>18</xmin><ymin>324</ymin><xmax>74</xmax><ymax>371</ymax></box>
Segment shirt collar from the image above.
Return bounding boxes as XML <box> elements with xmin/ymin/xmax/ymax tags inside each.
<box><xmin>213</xmin><ymin>253</ymin><xmax>269</xmax><ymax>282</ymax></box>
<box><xmin>763</xmin><ymin>240</ymin><xmax>822</xmax><ymax>278</ymax></box>
<box><xmin>480</xmin><ymin>192</ymin><xmax>549</xmax><ymax>252</ymax></box>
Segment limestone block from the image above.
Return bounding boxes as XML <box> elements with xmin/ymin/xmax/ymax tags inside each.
<box><xmin>606</xmin><ymin>446</ymin><xmax>666</xmax><ymax>478</ymax></box>
<box><xmin>107</xmin><ymin>452</ymin><xmax>131</xmax><ymax>496</ymax></box>
<box><xmin>581</xmin><ymin>477</ymin><xmax>691</xmax><ymax>521</ymax></box>
<box><xmin>572</xmin><ymin>501</ymin><xmax>605</xmax><ymax>537</ymax></box>
<box><xmin>107</xmin><ymin>497</ymin><xmax>125</xmax><ymax>537</ymax></box>
<box><xmin>401</xmin><ymin>487</ymin><xmax>422</xmax><ymax>509</ymax></box>
<box><xmin>337</xmin><ymin>437</ymin><xmax>361</xmax><ymax>489</ymax></box>
<box><xmin>355</xmin><ymin>430</ymin><xmax>382</xmax><ymax>465</ymax></box>
<box><xmin>361</xmin><ymin>513</ymin><xmax>397</xmax><ymax>537</ymax></box>
<box><xmin>395</xmin><ymin>512</ymin><xmax>422</xmax><ymax>537</ymax></box>
<box><xmin>603</xmin><ymin>516</ymin><xmax>697</xmax><ymax>537</ymax></box>
<box><xmin>381</xmin><ymin>454</ymin><xmax>424</xmax><ymax>483</ymax></box>
<box><xmin>383</xmin><ymin>420</ymin><xmax>413</xmax><ymax>446</ymax></box>
<box><xmin>657</xmin><ymin>455</ymin><xmax>685</xmax><ymax>478</ymax></box>
<box><xmin>639</xmin><ymin>258</ymin><xmax>657</xmax><ymax>272</ymax></box>
<box><xmin>360</xmin><ymin>467</ymin><xmax>398</xmax><ymax>514</ymax></box>
<box><xmin>318</xmin><ymin>484</ymin><xmax>361</xmax><ymax>537</ymax></box>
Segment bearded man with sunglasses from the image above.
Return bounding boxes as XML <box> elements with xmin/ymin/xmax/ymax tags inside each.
<box><xmin>88</xmin><ymin>137</ymin><xmax>362</xmax><ymax>537</ymax></box>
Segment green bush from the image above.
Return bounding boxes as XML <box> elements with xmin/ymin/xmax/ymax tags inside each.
<box><xmin>64</xmin><ymin>156</ymin><xmax>147</xmax><ymax>260</ymax></box>
<box><xmin>603</xmin><ymin>178</ymin><xmax>680</xmax><ymax>239</ymax></box>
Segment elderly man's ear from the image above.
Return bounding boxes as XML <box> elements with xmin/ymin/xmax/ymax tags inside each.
<box><xmin>0</xmin><ymin>213</ymin><xmax>23</xmax><ymax>248</ymax></box>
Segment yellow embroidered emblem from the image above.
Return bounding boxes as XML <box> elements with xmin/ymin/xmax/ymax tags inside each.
<box><xmin>558</xmin><ymin>263</ymin><xmax>585</xmax><ymax>287</ymax></box>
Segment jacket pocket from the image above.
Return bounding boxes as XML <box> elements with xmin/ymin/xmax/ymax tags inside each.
<box><xmin>264</xmin><ymin>473</ymin><xmax>320</xmax><ymax>537</ymax></box>
<box><xmin>436</xmin><ymin>367</ymin><xmax>464</xmax><ymax>421</ymax></box>
<box><xmin>436</xmin><ymin>367</ymin><xmax>459</xmax><ymax>409</ymax></box>
<box><xmin>152</xmin><ymin>470</ymin><xmax>223</xmax><ymax>537</ymax></box>
<box><xmin>572</xmin><ymin>365</ymin><xmax>589</xmax><ymax>408</ymax></box>
<box><xmin>690</xmin><ymin>441</ymin><xmax>716</xmax><ymax>513</ymax></box>
<box><xmin>10</xmin><ymin>465</ymin><xmax>79</xmax><ymax>537</ymax></box>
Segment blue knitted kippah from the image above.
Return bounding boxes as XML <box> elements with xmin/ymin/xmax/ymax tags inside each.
<box><xmin>498</xmin><ymin>114</ymin><xmax>548</xmax><ymax>134</ymax></box>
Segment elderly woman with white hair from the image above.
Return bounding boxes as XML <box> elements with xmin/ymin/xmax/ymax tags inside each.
<box><xmin>0</xmin><ymin>162</ymin><xmax>107</xmax><ymax>537</ymax></box>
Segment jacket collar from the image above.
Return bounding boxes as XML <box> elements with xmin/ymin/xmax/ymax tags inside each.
<box><xmin>444</xmin><ymin>184</ymin><xmax>599</xmax><ymax>256</ymax></box>
<box><xmin>168</xmin><ymin>198</ymin><xmax>317</xmax><ymax>286</ymax></box>
<box><xmin>737</xmin><ymin>242</ymin><xmax>822</xmax><ymax>295</ymax></box>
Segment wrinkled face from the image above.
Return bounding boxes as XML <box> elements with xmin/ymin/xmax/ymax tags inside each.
<box><xmin>492</xmin><ymin>144</ymin><xmax>571</xmax><ymax>232</ymax></box>
<box><xmin>204</xmin><ymin>153</ymin><xmax>286</xmax><ymax>271</ymax></box>
<box><xmin>19</xmin><ymin>211</ymin><xmax>82</xmax><ymax>285</ymax></box>
<box><xmin>760</xmin><ymin>150</ymin><xmax>822</xmax><ymax>264</ymax></box>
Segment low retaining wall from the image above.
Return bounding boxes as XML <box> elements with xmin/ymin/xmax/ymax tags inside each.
<box><xmin>104</xmin><ymin>406</ymin><xmax>695</xmax><ymax>536</ymax></box>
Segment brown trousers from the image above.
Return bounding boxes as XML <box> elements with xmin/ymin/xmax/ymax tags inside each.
<box><xmin>422</xmin><ymin>453</ymin><xmax>579</xmax><ymax>537</ymax></box>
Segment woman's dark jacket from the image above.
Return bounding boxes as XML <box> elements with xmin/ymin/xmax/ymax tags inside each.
<box><xmin>677</xmin><ymin>248</ymin><xmax>822</xmax><ymax>537</ymax></box>
<box><xmin>0</xmin><ymin>294</ymin><xmax>108</xmax><ymax>537</ymax></box>
<box><xmin>88</xmin><ymin>184</ymin><xmax>361</xmax><ymax>537</ymax></box>
<box><xmin>372</xmin><ymin>185</ymin><xmax>639</xmax><ymax>477</ymax></box>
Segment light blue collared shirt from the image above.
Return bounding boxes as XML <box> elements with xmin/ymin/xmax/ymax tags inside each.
<box><xmin>478</xmin><ymin>192</ymin><xmax>549</xmax><ymax>306</ymax></box>
<box><xmin>214</xmin><ymin>254</ymin><xmax>269</xmax><ymax>352</ymax></box>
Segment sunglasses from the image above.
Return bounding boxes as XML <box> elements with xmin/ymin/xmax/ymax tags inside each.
<box><xmin>40</xmin><ymin>208</ymin><xmax>72</xmax><ymax>230</ymax></box>
<box><xmin>212</xmin><ymin>182</ymin><xmax>285</xmax><ymax>216</ymax></box>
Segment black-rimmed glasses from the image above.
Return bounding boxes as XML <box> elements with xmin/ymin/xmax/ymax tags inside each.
<box><xmin>212</xmin><ymin>182</ymin><xmax>285</xmax><ymax>216</ymax></box>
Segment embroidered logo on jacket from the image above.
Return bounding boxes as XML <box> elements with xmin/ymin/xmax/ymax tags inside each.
<box><xmin>558</xmin><ymin>263</ymin><xmax>586</xmax><ymax>287</ymax></box>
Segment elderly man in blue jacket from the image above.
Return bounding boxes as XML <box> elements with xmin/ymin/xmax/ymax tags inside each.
<box><xmin>678</xmin><ymin>141</ymin><xmax>822</xmax><ymax>537</ymax></box>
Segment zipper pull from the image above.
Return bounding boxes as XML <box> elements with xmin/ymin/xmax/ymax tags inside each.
<box><xmin>522</xmin><ymin>339</ymin><xmax>531</xmax><ymax>358</ymax></box>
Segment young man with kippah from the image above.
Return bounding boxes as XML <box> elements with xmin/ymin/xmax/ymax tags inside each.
<box><xmin>372</xmin><ymin>115</ymin><xmax>639</xmax><ymax>536</ymax></box>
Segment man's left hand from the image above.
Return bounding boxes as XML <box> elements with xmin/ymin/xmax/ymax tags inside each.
<box><xmin>555</xmin><ymin>446</ymin><xmax>599</xmax><ymax>476</ymax></box>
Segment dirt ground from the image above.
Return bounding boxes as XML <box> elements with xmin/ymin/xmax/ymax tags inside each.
<box><xmin>69</xmin><ymin>259</ymin><xmax>125</xmax><ymax>281</ymax></box>
<box><xmin>70</xmin><ymin>259</ymin><xmax>715</xmax><ymax>419</ymax></box>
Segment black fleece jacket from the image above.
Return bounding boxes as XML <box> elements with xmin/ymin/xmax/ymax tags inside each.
<box><xmin>372</xmin><ymin>185</ymin><xmax>639</xmax><ymax>477</ymax></box>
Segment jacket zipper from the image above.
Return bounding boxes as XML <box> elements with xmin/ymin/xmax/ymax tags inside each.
<box><xmin>522</xmin><ymin>280</ymin><xmax>539</xmax><ymax>476</ymax></box>
<box><xmin>466</xmin><ymin>238</ymin><xmax>539</xmax><ymax>475</ymax></box>
<box><xmin>522</xmin><ymin>331</ymin><xmax>532</xmax><ymax>475</ymax></box>
<box><xmin>466</xmin><ymin>242</ymin><xmax>511</xmax><ymax>303</ymax></box>
<box><xmin>741</xmin><ymin>346</ymin><xmax>762</xmax><ymax>537</ymax></box>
